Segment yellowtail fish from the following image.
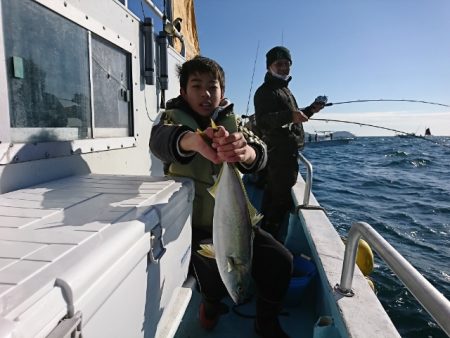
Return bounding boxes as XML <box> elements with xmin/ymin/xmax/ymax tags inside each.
<box><xmin>208</xmin><ymin>162</ymin><xmax>263</xmax><ymax>304</ymax></box>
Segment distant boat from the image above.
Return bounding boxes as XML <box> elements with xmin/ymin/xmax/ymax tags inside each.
<box><xmin>425</xmin><ymin>128</ymin><xmax>431</xmax><ymax>136</ymax></box>
<box><xmin>396</xmin><ymin>132</ymin><xmax>416</xmax><ymax>138</ymax></box>
<box><xmin>305</xmin><ymin>130</ymin><xmax>355</xmax><ymax>146</ymax></box>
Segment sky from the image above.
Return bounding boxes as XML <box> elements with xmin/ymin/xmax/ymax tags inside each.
<box><xmin>192</xmin><ymin>0</ymin><xmax>450</xmax><ymax>136</ymax></box>
<box><xmin>132</xmin><ymin>0</ymin><xmax>450</xmax><ymax>136</ymax></box>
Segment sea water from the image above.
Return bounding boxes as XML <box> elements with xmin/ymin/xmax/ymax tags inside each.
<box><xmin>301</xmin><ymin>136</ymin><xmax>450</xmax><ymax>338</ymax></box>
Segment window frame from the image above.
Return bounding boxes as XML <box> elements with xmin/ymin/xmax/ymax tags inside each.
<box><xmin>0</xmin><ymin>0</ymin><xmax>138</xmax><ymax>163</ymax></box>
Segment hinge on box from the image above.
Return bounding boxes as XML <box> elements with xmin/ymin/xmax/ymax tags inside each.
<box><xmin>148</xmin><ymin>223</ymin><xmax>166</xmax><ymax>264</ymax></box>
<box><xmin>46</xmin><ymin>311</ymin><xmax>82</xmax><ymax>338</ymax></box>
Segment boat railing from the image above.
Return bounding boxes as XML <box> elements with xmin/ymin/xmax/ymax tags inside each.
<box><xmin>336</xmin><ymin>221</ymin><xmax>450</xmax><ymax>336</ymax></box>
<box><xmin>297</xmin><ymin>153</ymin><xmax>313</xmax><ymax>207</ymax></box>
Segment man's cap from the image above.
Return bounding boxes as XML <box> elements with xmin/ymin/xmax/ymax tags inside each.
<box><xmin>266</xmin><ymin>46</ymin><xmax>292</xmax><ymax>68</ymax></box>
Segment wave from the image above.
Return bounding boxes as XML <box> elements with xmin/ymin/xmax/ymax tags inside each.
<box><xmin>382</xmin><ymin>157</ymin><xmax>432</xmax><ymax>168</ymax></box>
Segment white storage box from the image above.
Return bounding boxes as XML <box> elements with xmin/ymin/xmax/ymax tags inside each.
<box><xmin>0</xmin><ymin>174</ymin><xmax>194</xmax><ymax>338</ymax></box>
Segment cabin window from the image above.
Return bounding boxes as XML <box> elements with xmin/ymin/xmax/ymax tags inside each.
<box><xmin>92</xmin><ymin>35</ymin><xmax>132</xmax><ymax>138</ymax></box>
<box><xmin>1</xmin><ymin>0</ymin><xmax>132</xmax><ymax>143</ymax></box>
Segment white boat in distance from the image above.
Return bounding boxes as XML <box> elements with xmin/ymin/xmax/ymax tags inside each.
<box><xmin>0</xmin><ymin>1</ymin><xmax>449</xmax><ymax>338</ymax></box>
<box><xmin>305</xmin><ymin>131</ymin><xmax>355</xmax><ymax>147</ymax></box>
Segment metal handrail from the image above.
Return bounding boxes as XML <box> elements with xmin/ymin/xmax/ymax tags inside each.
<box><xmin>336</xmin><ymin>221</ymin><xmax>450</xmax><ymax>336</ymax></box>
<box><xmin>297</xmin><ymin>153</ymin><xmax>313</xmax><ymax>207</ymax></box>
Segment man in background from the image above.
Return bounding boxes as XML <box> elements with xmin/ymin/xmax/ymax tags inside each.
<box><xmin>254</xmin><ymin>46</ymin><xmax>327</xmax><ymax>239</ymax></box>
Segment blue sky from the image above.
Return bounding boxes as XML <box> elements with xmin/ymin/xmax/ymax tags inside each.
<box><xmin>132</xmin><ymin>1</ymin><xmax>450</xmax><ymax>136</ymax></box>
<box><xmin>192</xmin><ymin>0</ymin><xmax>450</xmax><ymax>136</ymax></box>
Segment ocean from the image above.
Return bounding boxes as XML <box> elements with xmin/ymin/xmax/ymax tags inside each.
<box><xmin>301</xmin><ymin>136</ymin><xmax>450</xmax><ymax>338</ymax></box>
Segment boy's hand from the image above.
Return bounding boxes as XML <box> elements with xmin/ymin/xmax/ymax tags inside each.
<box><xmin>179</xmin><ymin>131</ymin><xmax>222</xmax><ymax>164</ymax></box>
<box><xmin>211</xmin><ymin>126</ymin><xmax>256</xmax><ymax>165</ymax></box>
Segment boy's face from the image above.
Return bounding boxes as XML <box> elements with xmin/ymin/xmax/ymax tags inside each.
<box><xmin>181</xmin><ymin>72</ymin><xmax>223</xmax><ymax>117</ymax></box>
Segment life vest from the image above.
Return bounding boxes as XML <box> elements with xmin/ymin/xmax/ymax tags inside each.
<box><xmin>165</xmin><ymin>108</ymin><xmax>238</xmax><ymax>232</ymax></box>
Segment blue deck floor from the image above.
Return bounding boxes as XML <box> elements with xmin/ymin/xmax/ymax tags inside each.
<box><xmin>174</xmin><ymin>176</ymin><xmax>319</xmax><ymax>338</ymax></box>
<box><xmin>174</xmin><ymin>286</ymin><xmax>317</xmax><ymax>338</ymax></box>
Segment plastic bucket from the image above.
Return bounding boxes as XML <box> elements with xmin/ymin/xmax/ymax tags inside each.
<box><xmin>284</xmin><ymin>255</ymin><xmax>317</xmax><ymax>307</ymax></box>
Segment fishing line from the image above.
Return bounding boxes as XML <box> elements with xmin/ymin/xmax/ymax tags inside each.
<box><xmin>325</xmin><ymin>99</ymin><xmax>450</xmax><ymax>108</ymax></box>
<box><xmin>316</xmin><ymin>98</ymin><xmax>450</xmax><ymax>147</ymax></box>
<box><xmin>310</xmin><ymin>118</ymin><xmax>450</xmax><ymax>148</ymax></box>
<box><xmin>245</xmin><ymin>41</ymin><xmax>260</xmax><ymax>115</ymax></box>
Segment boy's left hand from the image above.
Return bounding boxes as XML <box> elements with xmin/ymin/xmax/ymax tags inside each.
<box><xmin>210</xmin><ymin>126</ymin><xmax>256</xmax><ymax>165</ymax></box>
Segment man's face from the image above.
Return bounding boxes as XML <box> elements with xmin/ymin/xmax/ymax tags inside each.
<box><xmin>269</xmin><ymin>59</ymin><xmax>291</xmax><ymax>77</ymax></box>
<box><xmin>181</xmin><ymin>72</ymin><xmax>223</xmax><ymax>117</ymax></box>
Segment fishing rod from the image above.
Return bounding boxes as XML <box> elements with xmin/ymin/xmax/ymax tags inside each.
<box><xmin>325</xmin><ymin>99</ymin><xmax>450</xmax><ymax>108</ymax></box>
<box><xmin>309</xmin><ymin>118</ymin><xmax>450</xmax><ymax>148</ymax></box>
<box><xmin>245</xmin><ymin>41</ymin><xmax>260</xmax><ymax>115</ymax></box>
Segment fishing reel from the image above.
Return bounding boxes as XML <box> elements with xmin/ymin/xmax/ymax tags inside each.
<box><xmin>314</xmin><ymin>95</ymin><xmax>328</xmax><ymax>105</ymax></box>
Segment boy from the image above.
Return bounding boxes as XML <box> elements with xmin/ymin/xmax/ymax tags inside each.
<box><xmin>150</xmin><ymin>56</ymin><xmax>292</xmax><ymax>338</ymax></box>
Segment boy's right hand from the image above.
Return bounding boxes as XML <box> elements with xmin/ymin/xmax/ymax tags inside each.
<box><xmin>179</xmin><ymin>131</ymin><xmax>222</xmax><ymax>164</ymax></box>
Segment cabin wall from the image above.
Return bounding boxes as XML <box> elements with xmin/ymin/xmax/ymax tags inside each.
<box><xmin>0</xmin><ymin>0</ymin><xmax>185</xmax><ymax>194</ymax></box>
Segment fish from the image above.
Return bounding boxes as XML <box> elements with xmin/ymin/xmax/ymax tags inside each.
<box><xmin>208</xmin><ymin>162</ymin><xmax>263</xmax><ymax>304</ymax></box>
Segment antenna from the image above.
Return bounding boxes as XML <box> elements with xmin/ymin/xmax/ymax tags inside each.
<box><xmin>245</xmin><ymin>41</ymin><xmax>260</xmax><ymax>115</ymax></box>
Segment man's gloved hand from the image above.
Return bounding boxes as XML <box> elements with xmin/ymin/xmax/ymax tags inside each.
<box><xmin>314</xmin><ymin>95</ymin><xmax>328</xmax><ymax>105</ymax></box>
<box><xmin>310</xmin><ymin>95</ymin><xmax>327</xmax><ymax>113</ymax></box>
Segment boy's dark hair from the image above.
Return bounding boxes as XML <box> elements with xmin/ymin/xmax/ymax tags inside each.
<box><xmin>178</xmin><ymin>56</ymin><xmax>225</xmax><ymax>93</ymax></box>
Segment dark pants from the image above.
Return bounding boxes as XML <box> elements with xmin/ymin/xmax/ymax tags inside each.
<box><xmin>261</xmin><ymin>148</ymin><xmax>298</xmax><ymax>235</ymax></box>
<box><xmin>190</xmin><ymin>227</ymin><xmax>293</xmax><ymax>303</ymax></box>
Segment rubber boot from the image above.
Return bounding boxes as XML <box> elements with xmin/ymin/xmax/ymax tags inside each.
<box><xmin>199</xmin><ymin>296</ymin><xmax>229</xmax><ymax>330</ymax></box>
<box><xmin>254</xmin><ymin>297</ymin><xmax>290</xmax><ymax>338</ymax></box>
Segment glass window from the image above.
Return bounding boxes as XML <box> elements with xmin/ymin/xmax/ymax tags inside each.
<box><xmin>92</xmin><ymin>35</ymin><xmax>132</xmax><ymax>138</ymax></box>
<box><xmin>2</xmin><ymin>0</ymin><xmax>132</xmax><ymax>143</ymax></box>
<box><xmin>2</xmin><ymin>0</ymin><xmax>91</xmax><ymax>142</ymax></box>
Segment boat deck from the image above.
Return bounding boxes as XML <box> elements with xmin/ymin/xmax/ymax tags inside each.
<box><xmin>174</xmin><ymin>284</ymin><xmax>317</xmax><ymax>338</ymax></box>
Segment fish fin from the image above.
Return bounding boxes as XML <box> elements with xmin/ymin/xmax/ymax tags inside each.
<box><xmin>196</xmin><ymin>118</ymin><xmax>218</xmax><ymax>144</ymax></box>
<box><xmin>227</xmin><ymin>257</ymin><xmax>235</xmax><ymax>273</ymax></box>
<box><xmin>227</xmin><ymin>256</ymin><xmax>248</xmax><ymax>273</ymax></box>
<box><xmin>197</xmin><ymin>249</ymin><xmax>216</xmax><ymax>259</ymax></box>
<box><xmin>197</xmin><ymin>244</ymin><xmax>216</xmax><ymax>259</ymax></box>
<box><xmin>207</xmin><ymin>164</ymin><xmax>225</xmax><ymax>198</ymax></box>
<box><xmin>229</xmin><ymin>164</ymin><xmax>264</xmax><ymax>226</ymax></box>
<box><xmin>210</xmin><ymin>119</ymin><xmax>218</xmax><ymax>130</ymax></box>
<box><xmin>196</xmin><ymin>128</ymin><xmax>211</xmax><ymax>143</ymax></box>
<box><xmin>200</xmin><ymin>244</ymin><xmax>216</xmax><ymax>256</ymax></box>
<box><xmin>248</xmin><ymin>203</ymin><xmax>264</xmax><ymax>226</ymax></box>
<box><xmin>227</xmin><ymin>261</ymin><xmax>232</xmax><ymax>272</ymax></box>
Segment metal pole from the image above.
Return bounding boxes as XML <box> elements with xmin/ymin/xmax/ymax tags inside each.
<box><xmin>297</xmin><ymin>153</ymin><xmax>313</xmax><ymax>207</ymax></box>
